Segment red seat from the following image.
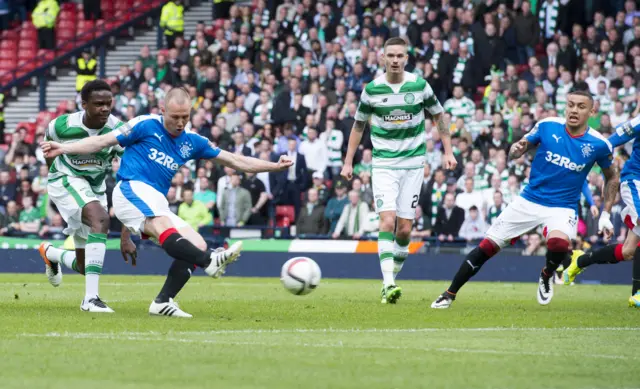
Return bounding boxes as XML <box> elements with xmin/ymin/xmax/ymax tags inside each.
<box><xmin>133</xmin><ymin>0</ymin><xmax>153</xmax><ymax>12</ymax></box>
<box><xmin>16</xmin><ymin>60</ymin><xmax>37</xmax><ymax>78</ymax></box>
<box><xmin>1</xmin><ymin>30</ymin><xmax>19</xmax><ymax>40</ymax></box>
<box><xmin>0</xmin><ymin>40</ymin><xmax>17</xmax><ymax>51</ymax></box>
<box><xmin>77</xmin><ymin>20</ymin><xmax>96</xmax><ymax>42</ymax></box>
<box><xmin>58</xmin><ymin>10</ymin><xmax>77</xmax><ymax>22</ymax></box>
<box><xmin>275</xmin><ymin>206</ymin><xmax>295</xmax><ymax>227</ymax></box>
<box><xmin>0</xmin><ymin>59</ymin><xmax>14</xmax><ymax>71</ymax></box>
<box><xmin>61</xmin><ymin>2</ymin><xmax>77</xmax><ymax>11</ymax></box>
<box><xmin>37</xmin><ymin>49</ymin><xmax>55</xmax><ymax>63</ymax></box>
<box><xmin>18</xmin><ymin>39</ymin><xmax>38</xmax><ymax>50</ymax></box>
<box><xmin>57</xmin><ymin>19</ymin><xmax>75</xmax><ymax>30</ymax></box>
<box><xmin>56</xmin><ymin>100</ymin><xmax>68</xmax><ymax>116</ymax></box>
<box><xmin>21</xmin><ymin>21</ymin><xmax>35</xmax><ymax>30</ymax></box>
<box><xmin>95</xmin><ymin>19</ymin><xmax>106</xmax><ymax>35</ymax></box>
<box><xmin>18</xmin><ymin>49</ymin><xmax>38</xmax><ymax>61</ymax></box>
<box><xmin>56</xmin><ymin>29</ymin><xmax>76</xmax><ymax>52</ymax></box>
<box><xmin>36</xmin><ymin>111</ymin><xmax>54</xmax><ymax>127</ymax></box>
<box><xmin>19</xmin><ymin>29</ymin><xmax>37</xmax><ymax>41</ymax></box>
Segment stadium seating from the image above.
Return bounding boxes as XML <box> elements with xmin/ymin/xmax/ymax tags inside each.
<box><xmin>0</xmin><ymin>0</ymin><xmax>164</xmax><ymax>85</ymax></box>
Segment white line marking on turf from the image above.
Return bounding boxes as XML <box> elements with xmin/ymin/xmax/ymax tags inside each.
<box><xmin>17</xmin><ymin>327</ymin><xmax>640</xmax><ymax>337</ymax></box>
<box><xmin>18</xmin><ymin>332</ymin><xmax>634</xmax><ymax>361</ymax></box>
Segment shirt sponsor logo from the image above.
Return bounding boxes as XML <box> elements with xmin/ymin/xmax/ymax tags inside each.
<box><xmin>71</xmin><ymin>158</ymin><xmax>103</xmax><ymax>166</ymax></box>
<box><xmin>545</xmin><ymin>151</ymin><xmax>586</xmax><ymax>172</ymax></box>
<box><xmin>383</xmin><ymin>109</ymin><xmax>413</xmax><ymax>124</ymax></box>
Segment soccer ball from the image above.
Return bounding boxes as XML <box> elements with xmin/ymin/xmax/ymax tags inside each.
<box><xmin>280</xmin><ymin>257</ymin><xmax>321</xmax><ymax>295</ymax></box>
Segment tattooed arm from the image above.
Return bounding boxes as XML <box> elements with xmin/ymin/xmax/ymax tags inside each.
<box><xmin>601</xmin><ymin>164</ymin><xmax>620</xmax><ymax>214</ymax></box>
<box><xmin>340</xmin><ymin>120</ymin><xmax>366</xmax><ymax>181</ymax></box>
<box><xmin>508</xmin><ymin>138</ymin><xmax>532</xmax><ymax>160</ymax></box>
<box><xmin>432</xmin><ymin>112</ymin><xmax>457</xmax><ymax>170</ymax></box>
<box><xmin>599</xmin><ymin>163</ymin><xmax>620</xmax><ymax>240</ymax></box>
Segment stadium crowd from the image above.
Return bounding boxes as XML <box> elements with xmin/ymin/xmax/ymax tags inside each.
<box><xmin>1</xmin><ymin>0</ymin><xmax>640</xmax><ymax>254</ymax></box>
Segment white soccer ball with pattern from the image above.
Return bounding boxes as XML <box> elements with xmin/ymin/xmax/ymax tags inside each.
<box><xmin>280</xmin><ymin>257</ymin><xmax>321</xmax><ymax>295</ymax></box>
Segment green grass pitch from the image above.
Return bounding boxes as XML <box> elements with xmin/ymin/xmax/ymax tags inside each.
<box><xmin>0</xmin><ymin>274</ymin><xmax>638</xmax><ymax>389</ymax></box>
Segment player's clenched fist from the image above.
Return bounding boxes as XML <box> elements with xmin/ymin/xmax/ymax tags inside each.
<box><xmin>40</xmin><ymin>141</ymin><xmax>64</xmax><ymax>158</ymax></box>
<box><xmin>276</xmin><ymin>155</ymin><xmax>294</xmax><ymax>171</ymax></box>
<box><xmin>340</xmin><ymin>164</ymin><xmax>353</xmax><ymax>181</ymax></box>
<box><xmin>442</xmin><ymin>153</ymin><xmax>457</xmax><ymax>170</ymax></box>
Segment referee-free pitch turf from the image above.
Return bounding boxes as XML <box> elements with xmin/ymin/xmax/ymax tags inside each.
<box><xmin>0</xmin><ymin>274</ymin><xmax>637</xmax><ymax>389</ymax></box>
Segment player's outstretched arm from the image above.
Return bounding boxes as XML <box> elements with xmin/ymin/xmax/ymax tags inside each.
<box><xmin>40</xmin><ymin>132</ymin><xmax>119</xmax><ymax>158</ymax></box>
<box><xmin>341</xmin><ymin>120</ymin><xmax>366</xmax><ymax>181</ymax></box>
<box><xmin>215</xmin><ymin>149</ymin><xmax>293</xmax><ymax>173</ymax></box>
<box><xmin>433</xmin><ymin>112</ymin><xmax>457</xmax><ymax>170</ymax></box>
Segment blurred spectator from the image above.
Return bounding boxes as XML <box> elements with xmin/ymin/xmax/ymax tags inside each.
<box><xmin>31</xmin><ymin>164</ymin><xmax>48</xmax><ymax>195</ymax></box>
<box><xmin>411</xmin><ymin>205</ymin><xmax>432</xmax><ymax>238</ymax></box>
<box><xmin>353</xmin><ymin>149</ymin><xmax>372</xmax><ymax>176</ymax></box>
<box><xmin>514</xmin><ymin>1</ymin><xmax>539</xmax><ymax>64</ymax></box>
<box><xmin>39</xmin><ymin>212</ymin><xmax>64</xmax><ymax>239</ymax></box>
<box><xmin>310</xmin><ymin>171</ymin><xmax>329</xmax><ymax>205</ymax></box>
<box><xmin>194</xmin><ymin>177</ymin><xmax>216</xmax><ymax>212</ymax></box>
<box><xmin>166</xmin><ymin>186</ymin><xmax>181</xmax><ymax>215</ymax></box>
<box><xmin>273</xmin><ymin>138</ymin><xmax>307</xmax><ymax>218</ymax></box>
<box><xmin>82</xmin><ymin>0</ymin><xmax>101</xmax><ymax>20</ymax></box>
<box><xmin>76</xmin><ymin>50</ymin><xmax>97</xmax><ymax>93</ymax></box>
<box><xmin>241</xmin><ymin>172</ymin><xmax>268</xmax><ymax>226</ymax></box>
<box><xmin>0</xmin><ymin>170</ymin><xmax>16</xmax><ymax>211</ymax></box>
<box><xmin>18</xmin><ymin>196</ymin><xmax>40</xmax><ymax>235</ymax></box>
<box><xmin>160</xmin><ymin>0</ymin><xmax>184</xmax><ymax>49</ymax></box>
<box><xmin>15</xmin><ymin>179</ymin><xmax>37</xmax><ymax>208</ymax></box>
<box><xmin>0</xmin><ymin>0</ymin><xmax>8</xmax><ymax>31</ymax></box>
<box><xmin>351</xmin><ymin>176</ymin><xmax>373</xmax><ymax>208</ymax></box>
<box><xmin>296</xmin><ymin>188</ymin><xmax>327</xmax><ymax>236</ymax></box>
<box><xmin>456</xmin><ymin>178</ymin><xmax>485</xmax><ymax>216</ymax></box>
<box><xmin>32</xmin><ymin>0</ymin><xmax>59</xmax><ymax>50</ymax></box>
<box><xmin>325</xmin><ymin>179</ymin><xmax>349</xmax><ymax>234</ymax></box>
<box><xmin>299</xmin><ymin>128</ymin><xmax>327</xmax><ymax>177</ymax></box>
<box><xmin>0</xmin><ymin>200</ymin><xmax>19</xmax><ymax>235</ymax></box>
<box><xmin>420</xmin><ymin>167</ymin><xmax>447</xmax><ymax>226</ymax></box>
<box><xmin>219</xmin><ymin>171</ymin><xmax>252</xmax><ymax>227</ymax></box>
<box><xmin>444</xmin><ymin>85</ymin><xmax>475</xmax><ymax>123</ymax></box>
<box><xmin>178</xmin><ymin>188</ymin><xmax>212</xmax><ymax>231</ymax></box>
<box><xmin>216</xmin><ymin>166</ymin><xmax>234</xmax><ymax>210</ymax></box>
<box><xmin>487</xmin><ymin>191</ymin><xmax>507</xmax><ymax>225</ymax></box>
<box><xmin>332</xmin><ymin>190</ymin><xmax>369</xmax><ymax>240</ymax></box>
<box><xmin>229</xmin><ymin>131</ymin><xmax>252</xmax><ymax>156</ymax></box>
<box><xmin>434</xmin><ymin>193</ymin><xmax>465</xmax><ymax>241</ymax></box>
<box><xmin>523</xmin><ymin>233</ymin><xmax>547</xmax><ymax>256</ymax></box>
<box><xmin>459</xmin><ymin>206</ymin><xmax>488</xmax><ymax>242</ymax></box>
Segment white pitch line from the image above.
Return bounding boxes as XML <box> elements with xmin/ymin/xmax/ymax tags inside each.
<box><xmin>17</xmin><ymin>327</ymin><xmax>640</xmax><ymax>338</ymax></box>
<box><xmin>17</xmin><ymin>332</ymin><xmax>634</xmax><ymax>361</ymax></box>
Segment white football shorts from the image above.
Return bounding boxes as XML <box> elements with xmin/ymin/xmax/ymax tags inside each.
<box><xmin>486</xmin><ymin>195</ymin><xmax>577</xmax><ymax>248</ymax></box>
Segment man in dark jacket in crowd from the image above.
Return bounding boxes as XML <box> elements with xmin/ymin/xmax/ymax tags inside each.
<box><xmin>514</xmin><ymin>1</ymin><xmax>540</xmax><ymax>64</ymax></box>
<box><xmin>296</xmin><ymin>188</ymin><xmax>327</xmax><ymax>236</ymax></box>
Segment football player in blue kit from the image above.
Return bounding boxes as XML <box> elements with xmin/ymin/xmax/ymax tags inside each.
<box><xmin>431</xmin><ymin>90</ymin><xmax>621</xmax><ymax>309</ymax></box>
<box><xmin>563</xmin><ymin>115</ymin><xmax>640</xmax><ymax>307</ymax></box>
<box><xmin>42</xmin><ymin>88</ymin><xmax>293</xmax><ymax>317</ymax></box>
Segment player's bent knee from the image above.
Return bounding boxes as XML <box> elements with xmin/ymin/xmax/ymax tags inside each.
<box><xmin>83</xmin><ymin>202</ymin><xmax>109</xmax><ymax>233</ymax></box>
<box><xmin>546</xmin><ymin>237</ymin><xmax>570</xmax><ymax>252</ymax></box>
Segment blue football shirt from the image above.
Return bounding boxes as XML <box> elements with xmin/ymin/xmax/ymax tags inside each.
<box><xmin>114</xmin><ymin>115</ymin><xmax>221</xmax><ymax>195</ymax></box>
<box><xmin>521</xmin><ymin>117</ymin><xmax>613</xmax><ymax>210</ymax></box>
<box><xmin>607</xmin><ymin>115</ymin><xmax>640</xmax><ymax>182</ymax></box>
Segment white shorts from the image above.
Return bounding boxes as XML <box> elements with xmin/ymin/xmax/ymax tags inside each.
<box><xmin>372</xmin><ymin>167</ymin><xmax>422</xmax><ymax>220</ymax></box>
<box><xmin>47</xmin><ymin>176</ymin><xmax>107</xmax><ymax>242</ymax></box>
<box><xmin>112</xmin><ymin>180</ymin><xmax>187</xmax><ymax>236</ymax></box>
<box><xmin>619</xmin><ymin>180</ymin><xmax>640</xmax><ymax>236</ymax></box>
<box><xmin>486</xmin><ymin>196</ymin><xmax>577</xmax><ymax>248</ymax></box>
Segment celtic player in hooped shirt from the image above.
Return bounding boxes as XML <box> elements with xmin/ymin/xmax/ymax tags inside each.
<box><xmin>38</xmin><ymin>80</ymin><xmax>137</xmax><ymax>313</ymax></box>
<box><xmin>341</xmin><ymin>37</ymin><xmax>457</xmax><ymax>304</ymax></box>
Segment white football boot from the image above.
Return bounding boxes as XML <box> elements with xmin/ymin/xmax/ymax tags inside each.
<box><xmin>149</xmin><ymin>298</ymin><xmax>192</xmax><ymax>318</ymax></box>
